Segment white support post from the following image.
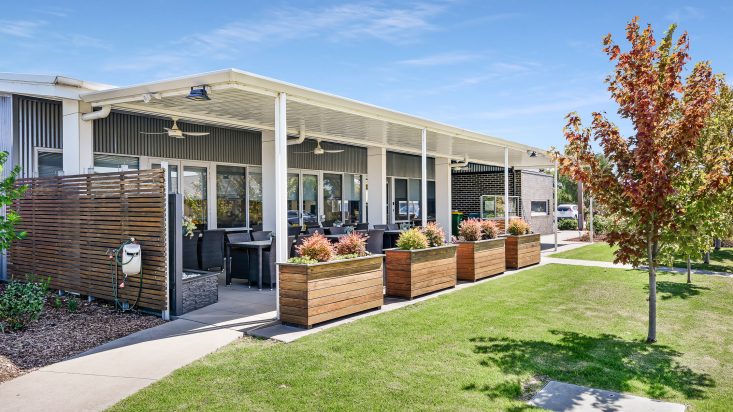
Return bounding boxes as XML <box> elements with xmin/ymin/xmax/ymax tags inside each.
<box><xmin>504</xmin><ymin>147</ymin><xmax>509</xmax><ymax>233</ymax></box>
<box><xmin>274</xmin><ymin>93</ymin><xmax>288</xmax><ymax>319</ymax></box>
<box><xmin>420</xmin><ymin>128</ymin><xmax>428</xmax><ymax>228</ymax></box>
<box><xmin>62</xmin><ymin>99</ymin><xmax>94</xmax><ymax>175</ymax></box>
<box><xmin>434</xmin><ymin>157</ymin><xmax>452</xmax><ymax>240</ymax></box>
<box><xmin>554</xmin><ymin>160</ymin><xmax>558</xmax><ymax>251</ymax></box>
<box><xmin>367</xmin><ymin>146</ymin><xmax>387</xmax><ymax>225</ymax></box>
<box><xmin>261</xmin><ymin>131</ymin><xmax>276</xmax><ymax>231</ymax></box>
<box><xmin>589</xmin><ymin>197</ymin><xmax>594</xmax><ymax>243</ymax></box>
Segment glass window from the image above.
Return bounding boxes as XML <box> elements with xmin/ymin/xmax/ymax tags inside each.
<box><xmin>531</xmin><ymin>200</ymin><xmax>549</xmax><ymax>216</ymax></box>
<box><xmin>427</xmin><ymin>181</ymin><xmax>436</xmax><ymax>220</ymax></box>
<box><xmin>37</xmin><ymin>151</ymin><xmax>63</xmax><ymax>177</ymax></box>
<box><xmin>344</xmin><ymin>174</ymin><xmax>362</xmax><ymax>224</ymax></box>
<box><xmin>93</xmin><ymin>154</ymin><xmax>139</xmax><ymax>173</ymax></box>
<box><xmin>287</xmin><ymin>173</ymin><xmax>299</xmax><ymax>226</ymax></box>
<box><xmin>151</xmin><ymin>163</ymin><xmax>179</xmax><ymax>193</ymax></box>
<box><xmin>183</xmin><ymin>166</ymin><xmax>208</xmax><ymax>229</ymax></box>
<box><xmin>394</xmin><ymin>178</ymin><xmax>408</xmax><ymax>221</ymax></box>
<box><xmin>322</xmin><ymin>173</ymin><xmax>342</xmax><ymax>225</ymax></box>
<box><xmin>216</xmin><ymin>165</ymin><xmax>246</xmax><ymax>228</ymax></box>
<box><xmin>248</xmin><ymin>168</ymin><xmax>263</xmax><ymax>228</ymax></box>
<box><xmin>408</xmin><ymin>179</ymin><xmax>421</xmax><ymax>221</ymax></box>
<box><xmin>302</xmin><ymin>174</ymin><xmax>319</xmax><ymax>226</ymax></box>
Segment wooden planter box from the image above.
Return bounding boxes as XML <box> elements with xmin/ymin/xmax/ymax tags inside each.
<box><xmin>505</xmin><ymin>233</ymin><xmax>541</xmax><ymax>269</ymax></box>
<box><xmin>278</xmin><ymin>255</ymin><xmax>384</xmax><ymax>328</ymax></box>
<box><xmin>456</xmin><ymin>238</ymin><xmax>506</xmax><ymax>281</ymax></box>
<box><xmin>385</xmin><ymin>245</ymin><xmax>457</xmax><ymax>299</ymax></box>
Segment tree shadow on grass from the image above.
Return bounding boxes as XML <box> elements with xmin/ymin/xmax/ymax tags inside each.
<box><xmin>464</xmin><ymin>330</ymin><xmax>713</xmax><ymax>404</ymax></box>
<box><xmin>644</xmin><ymin>281</ymin><xmax>710</xmax><ymax>300</ymax></box>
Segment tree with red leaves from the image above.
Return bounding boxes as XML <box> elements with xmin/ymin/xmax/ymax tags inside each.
<box><xmin>555</xmin><ymin>18</ymin><xmax>718</xmax><ymax>343</ymax></box>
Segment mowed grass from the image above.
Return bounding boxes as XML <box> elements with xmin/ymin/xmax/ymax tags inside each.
<box><xmin>110</xmin><ymin>265</ymin><xmax>733</xmax><ymax>411</ymax></box>
<box><xmin>551</xmin><ymin>243</ymin><xmax>733</xmax><ymax>273</ymax></box>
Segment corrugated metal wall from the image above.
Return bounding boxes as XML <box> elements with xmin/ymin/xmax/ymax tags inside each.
<box><xmin>13</xmin><ymin>95</ymin><xmax>63</xmax><ymax>177</ymax></box>
<box><xmin>387</xmin><ymin>151</ymin><xmax>435</xmax><ymax>179</ymax></box>
<box><xmin>0</xmin><ymin>96</ymin><xmax>12</xmax><ymax>172</ymax></box>
<box><xmin>451</xmin><ymin>162</ymin><xmax>504</xmax><ymax>174</ymax></box>
<box><xmin>94</xmin><ymin>111</ymin><xmax>262</xmax><ymax>165</ymax></box>
<box><xmin>288</xmin><ymin>139</ymin><xmax>367</xmax><ymax>174</ymax></box>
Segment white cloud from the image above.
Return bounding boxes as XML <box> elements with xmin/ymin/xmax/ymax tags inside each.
<box><xmin>478</xmin><ymin>94</ymin><xmax>610</xmax><ymax>120</ymax></box>
<box><xmin>0</xmin><ymin>20</ymin><xmax>45</xmax><ymax>38</ymax></box>
<box><xmin>104</xmin><ymin>1</ymin><xmax>447</xmax><ymax>72</ymax></box>
<box><xmin>397</xmin><ymin>52</ymin><xmax>481</xmax><ymax>66</ymax></box>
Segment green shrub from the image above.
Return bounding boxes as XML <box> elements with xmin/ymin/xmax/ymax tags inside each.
<box><xmin>558</xmin><ymin>218</ymin><xmax>578</xmax><ymax>230</ymax></box>
<box><xmin>67</xmin><ymin>296</ymin><xmax>79</xmax><ymax>312</ymax></box>
<box><xmin>334</xmin><ymin>232</ymin><xmax>367</xmax><ymax>257</ymax></box>
<box><xmin>287</xmin><ymin>256</ymin><xmax>318</xmax><ymax>264</ymax></box>
<box><xmin>396</xmin><ymin>228</ymin><xmax>429</xmax><ymax>250</ymax></box>
<box><xmin>53</xmin><ymin>296</ymin><xmax>62</xmax><ymax>309</ymax></box>
<box><xmin>592</xmin><ymin>215</ymin><xmax>609</xmax><ymax>234</ymax></box>
<box><xmin>296</xmin><ymin>233</ymin><xmax>335</xmax><ymax>262</ymax></box>
<box><xmin>458</xmin><ymin>219</ymin><xmax>483</xmax><ymax>241</ymax></box>
<box><xmin>507</xmin><ymin>218</ymin><xmax>531</xmax><ymax>236</ymax></box>
<box><xmin>0</xmin><ymin>275</ymin><xmax>49</xmax><ymax>330</ymax></box>
<box><xmin>480</xmin><ymin>220</ymin><xmax>499</xmax><ymax>239</ymax></box>
<box><xmin>422</xmin><ymin>222</ymin><xmax>445</xmax><ymax>247</ymax></box>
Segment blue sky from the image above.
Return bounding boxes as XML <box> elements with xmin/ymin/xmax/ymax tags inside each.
<box><xmin>1</xmin><ymin>1</ymin><xmax>731</xmax><ymax>150</ymax></box>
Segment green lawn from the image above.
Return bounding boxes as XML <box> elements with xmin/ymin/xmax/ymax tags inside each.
<box><xmin>551</xmin><ymin>243</ymin><xmax>733</xmax><ymax>273</ymax></box>
<box><xmin>111</xmin><ymin>265</ymin><xmax>733</xmax><ymax>411</ymax></box>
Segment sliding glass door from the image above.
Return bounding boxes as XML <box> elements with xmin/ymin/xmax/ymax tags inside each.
<box><xmin>183</xmin><ymin>165</ymin><xmax>208</xmax><ymax>230</ymax></box>
<box><xmin>302</xmin><ymin>174</ymin><xmax>319</xmax><ymax>226</ymax></box>
<box><xmin>322</xmin><ymin>173</ymin><xmax>343</xmax><ymax>225</ymax></box>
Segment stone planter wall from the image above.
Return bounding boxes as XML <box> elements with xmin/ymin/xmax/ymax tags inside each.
<box><xmin>180</xmin><ymin>271</ymin><xmax>219</xmax><ymax>314</ymax></box>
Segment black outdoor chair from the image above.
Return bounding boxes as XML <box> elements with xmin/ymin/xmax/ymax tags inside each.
<box><xmin>374</xmin><ymin>224</ymin><xmax>388</xmax><ymax>230</ymax></box>
<box><xmin>258</xmin><ymin>235</ymin><xmax>295</xmax><ymax>289</ymax></box>
<box><xmin>226</xmin><ymin>232</ymin><xmax>251</xmax><ymax>285</ymax></box>
<box><xmin>200</xmin><ymin>230</ymin><xmax>226</xmax><ymax>271</ymax></box>
<box><xmin>328</xmin><ymin>226</ymin><xmax>347</xmax><ymax>235</ymax></box>
<box><xmin>355</xmin><ymin>223</ymin><xmax>370</xmax><ymax>231</ymax></box>
<box><xmin>288</xmin><ymin>226</ymin><xmax>302</xmax><ymax>236</ymax></box>
<box><xmin>182</xmin><ymin>230</ymin><xmax>201</xmax><ymax>270</ymax></box>
<box><xmin>251</xmin><ymin>230</ymin><xmax>271</xmax><ymax>241</ymax></box>
<box><xmin>251</xmin><ymin>224</ymin><xmax>264</xmax><ymax>232</ymax></box>
<box><xmin>387</xmin><ymin>223</ymin><xmax>399</xmax><ymax>231</ymax></box>
<box><xmin>307</xmin><ymin>227</ymin><xmax>325</xmax><ymax>235</ymax></box>
<box><xmin>366</xmin><ymin>229</ymin><xmax>385</xmax><ymax>254</ymax></box>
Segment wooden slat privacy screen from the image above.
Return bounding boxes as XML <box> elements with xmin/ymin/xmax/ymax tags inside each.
<box><xmin>7</xmin><ymin>169</ymin><xmax>168</xmax><ymax>311</ymax></box>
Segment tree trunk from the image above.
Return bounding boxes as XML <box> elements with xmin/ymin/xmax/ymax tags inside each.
<box><xmin>715</xmin><ymin>238</ymin><xmax>721</xmax><ymax>251</ymax></box>
<box><xmin>577</xmin><ymin>182</ymin><xmax>584</xmax><ymax>231</ymax></box>
<box><xmin>646</xmin><ymin>238</ymin><xmax>657</xmax><ymax>343</ymax></box>
<box><xmin>687</xmin><ymin>256</ymin><xmax>692</xmax><ymax>284</ymax></box>
<box><xmin>704</xmin><ymin>251</ymin><xmax>710</xmax><ymax>264</ymax></box>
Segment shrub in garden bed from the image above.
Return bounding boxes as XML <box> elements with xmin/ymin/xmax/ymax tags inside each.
<box><xmin>558</xmin><ymin>218</ymin><xmax>578</xmax><ymax>230</ymax></box>
<box><xmin>0</xmin><ymin>275</ymin><xmax>49</xmax><ymax>331</ymax></box>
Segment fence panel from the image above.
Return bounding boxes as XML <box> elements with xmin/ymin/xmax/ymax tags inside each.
<box><xmin>7</xmin><ymin>169</ymin><xmax>168</xmax><ymax>312</ymax></box>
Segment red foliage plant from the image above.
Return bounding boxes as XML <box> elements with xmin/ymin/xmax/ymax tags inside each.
<box><xmin>296</xmin><ymin>233</ymin><xmax>335</xmax><ymax>262</ymax></box>
<box><xmin>334</xmin><ymin>232</ymin><xmax>368</xmax><ymax>257</ymax></box>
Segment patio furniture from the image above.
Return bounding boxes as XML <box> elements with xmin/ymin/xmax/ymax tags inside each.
<box><xmin>226</xmin><ymin>239</ymin><xmax>271</xmax><ymax>290</ymax></box>
<box><xmin>387</xmin><ymin>224</ymin><xmax>399</xmax><ymax>231</ymax></box>
<box><xmin>383</xmin><ymin>229</ymin><xmax>402</xmax><ymax>249</ymax></box>
<box><xmin>307</xmin><ymin>227</ymin><xmax>325</xmax><ymax>235</ymax></box>
<box><xmin>251</xmin><ymin>224</ymin><xmax>264</xmax><ymax>232</ymax></box>
<box><xmin>288</xmin><ymin>226</ymin><xmax>302</xmax><ymax>236</ymax></box>
<box><xmin>200</xmin><ymin>230</ymin><xmax>225</xmax><ymax>271</ymax></box>
<box><xmin>261</xmin><ymin>235</ymin><xmax>295</xmax><ymax>289</ymax></box>
<box><xmin>225</xmin><ymin>233</ymin><xmax>251</xmax><ymax>285</ymax></box>
<box><xmin>328</xmin><ymin>226</ymin><xmax>347</xmax><ymax>235</ymax></box>
<box><xmin>366</xmin><ymin>229</ymin><xmax>384</xmax><ymax>254</ymax></box>
<box><xmin>251</xmin><ymin>230</ymin><xmax>271</xmax><ymax>241</ymax></box>
<box><xmin>182</xmin><ymin>230</ymin><xmax>201</xmax><ymax>270</ymax></box>
<box><xmin>374</xmin><ymin>224</ymin><xmax>388</xmax><ymax>230</ymax></box>
<box><xmin>355</xmin><ymin>223</ymin><xmax>370</xmax><ymax>230</ymax></box>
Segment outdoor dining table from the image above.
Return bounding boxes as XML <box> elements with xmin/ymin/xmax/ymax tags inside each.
<box><xmin>226</xmin><ymin>240</ymin><xmax>271</xmax><ymax>290</ymax></box>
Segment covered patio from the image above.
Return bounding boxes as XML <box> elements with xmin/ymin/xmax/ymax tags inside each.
<box><xmin>78</xmin><ymin>69</ymin><xmax>555</xmax><ymax>321</ymax></box>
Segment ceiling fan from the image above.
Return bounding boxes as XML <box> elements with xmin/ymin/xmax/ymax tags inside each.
<box><xmin>293</xmin><ymin>139</ymin><xmax>344</xmax><ymax>155</ymax></box>
<box><xmin>139</xmin><ymin>117</ymin><xmax>210</xmax><ymax>139</ymax></box>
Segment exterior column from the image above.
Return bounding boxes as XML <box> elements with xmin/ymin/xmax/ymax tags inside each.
<box><xmin>367</xmin><ymin>146</ymin><xmax>387</xmax><ymax>225</ymax></box>
<box><xmin>261</xmin><ymin>130</ymin><xmax>276</xmax><ymax>232</ymax></box>
<box><xmin>554</xmin><ymin>160</ymin><xmax>558</xmax><ymax>251</ymax></box>
<box><xmin>274</xmin><ymin>92</ymin><xmax>288</xmax><ymax>317</ymax></box>
<box><xmin>504</xmin><ymin>147</ymin><xmax>509</xmax><ymax>233</ymax></box>
<box><xmin>420</xmin><ymin>128</ymin><xmax>428</xmax><ymax>228</ymax></box>
<box><xmin>434</xmin><ymin>157</ymin><xmax>452</xmax><ymax>240</ymax></box>
<box><xmin>62</xmin><ymin>99</ymin><xmax>93</xmax><ymax>175</ymax></box>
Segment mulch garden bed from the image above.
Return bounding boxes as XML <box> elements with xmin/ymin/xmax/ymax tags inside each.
<box><xmin>0</xmin><ymin>283</ymin><xmax>165</xmax><ymax>383</ymax></box>
<box><xmin>567</xmin><ymin>233</ymin><xmax>608</xmax><ymax>242</ymax></box>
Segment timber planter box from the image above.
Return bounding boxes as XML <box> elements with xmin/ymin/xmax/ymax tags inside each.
<box><xmin>385</xmin><ymin>245</ymin><xmax>457</xmax><ymax>299</ymax></box>
<box><xmin>278</xmin><ymin>255</ymin><xmax>384</xmax><ymax>328</ymax></box>
<box><xmin>456</xmin><ymin>238</ymin><xmax>506</xmax><ymax>281</ymax></box>
<box><xmin>505</xmin><ymin>233</ymin><xmax>541</xmax><ymax>269</ymax></box>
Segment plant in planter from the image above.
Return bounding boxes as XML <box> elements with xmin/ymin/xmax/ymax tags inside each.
<box><xmin>386</xmin><ymin>223</ymin><xmax>457</xmax><ymax>299</ymax></box>
<box><xmin>504</xmin><ymin>218</ymin><xmax>540</xmax><ymax>269</ymax></box>
<box><xmin>280</xmin><ymin>232</ymin><xmax>383</xmax><ymax>328</ymax></box>
<box><xmin>456</xmin><ymin>219</ymin><xmax>506</xmax><ymax>281</ymax></box>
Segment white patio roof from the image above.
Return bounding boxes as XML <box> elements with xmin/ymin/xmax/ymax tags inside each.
<box><xmin>80</xmin><ymin>69</ymin><xmax>552</xmax><ymax>168</ymax></box>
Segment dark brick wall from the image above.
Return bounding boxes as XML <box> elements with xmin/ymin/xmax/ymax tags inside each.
<box><xmin>451</xmin><ymin>169</ymin><xmax>554</xmax><ymax>235</ymax></box>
